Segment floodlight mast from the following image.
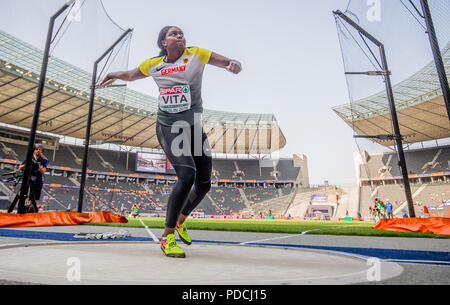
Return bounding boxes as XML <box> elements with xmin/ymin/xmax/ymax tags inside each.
<box><xmin>17</xmin><ymin>0</ymin><xmax>76</xmax><ymax>214</ymax></box>
<box><xmin>77</xmin><ymin>28</ymin><xmax>133</xmax><ymax>213</ymax></box>
<box><xmin>333</xmin><ymin>10</ymin><xmax>416</xmax><ymax>217</ymax></box>
<box><xmin>420</xmin><ymin>0</ymin><xmax>450</xmax><ymax>121</ymax></box>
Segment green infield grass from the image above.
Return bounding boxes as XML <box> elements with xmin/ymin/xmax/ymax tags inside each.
<box><xmin>86</xmin><ymin>217</ymin><xmax>450</xmax><ymax>239</ymax></box>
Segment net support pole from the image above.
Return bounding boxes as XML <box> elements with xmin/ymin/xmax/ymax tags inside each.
<box><xmin>77</xmin><ymin>28</ymin><xmax>133</xmax><ymax>213</ymax></box>
<box><xmin>420</xmin><ymin>0</ymin><xmax>450</xmax><ymax>121</ymax></box>
<box><xmin>17</xmin><ymin>0</ymin><xmax>75</xmax><ymax>214</ymax></box>
<box><xmin>333</xmin><ymin>10</ymin><xmax>416</xmax><ymax>217</ymax></box>
<box><xmin>379</xmin><ymin>44</ymin><xmax>416</xmax><ymax>218</ymax></box>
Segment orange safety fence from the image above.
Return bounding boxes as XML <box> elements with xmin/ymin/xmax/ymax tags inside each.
<box><xmin>0</xmin><ymin>211</ymin><xmax>128</xmax><ymax>228</ymax></box>
<box><xmin>372</xmin><ymin>217</ymin><xmax>450</xmax><ymax>236</ymax></box>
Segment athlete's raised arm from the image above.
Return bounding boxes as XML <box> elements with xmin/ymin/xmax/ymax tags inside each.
<box><xmin>208</xmin><ymin>53</ymin><xmax>242</xmax><ymax>74</ymax></box>
<box><xmin>99</xmin><ymin>67</ymin><xmax>147</xmax><ymax>88</ymax></box>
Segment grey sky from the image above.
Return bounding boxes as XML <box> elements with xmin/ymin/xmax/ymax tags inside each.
<box><xmin>3</xmin><ymin>0</ymin><xmax>438</xmax><ymax>186</ymax></box>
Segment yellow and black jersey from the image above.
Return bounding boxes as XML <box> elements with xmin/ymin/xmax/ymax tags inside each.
<box><xmin>139</xmin><ymin>47</ymin><xmax>212</xmax><ymax>126</ymax></box>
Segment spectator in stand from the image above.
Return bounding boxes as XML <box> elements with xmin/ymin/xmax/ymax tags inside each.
<box><xmin>385</xmin><ymin>199</ymin><xmax>393</xmax><ymax>219</ymax></box>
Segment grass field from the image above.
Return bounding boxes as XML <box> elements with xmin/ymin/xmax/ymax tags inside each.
<box><xmin>88</xmin><ymin>217</ymin><xmax>450</xmax><ymax>239</ymax></box>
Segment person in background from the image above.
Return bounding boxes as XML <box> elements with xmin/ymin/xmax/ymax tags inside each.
<box><xmin>385</xmin><ymin>199</ymin><xmax>393</xmax><ymax>219</ymax></box>
<box><xmin>401</xmin><ymin>209</ymin><xmax>408</xmax><ymax>218</ymax></box>
<box><xmin>375</xmin><ymin>198</ymin><xmax>386</xmax><ymax>220</ymax></box>
<box><xmin>129</xmin><ymin>204</ymin><xmax>140</xmax><ymax>218</ymax></box>
<box><xmin>369</xmin><ymin>206</ymin><xmax>379</xmax><ymax>223</ymax></box>
<box><xmin>18</xmin><ymin>144</ymin><xmax>48</xmax><ymax>213</ymax></box>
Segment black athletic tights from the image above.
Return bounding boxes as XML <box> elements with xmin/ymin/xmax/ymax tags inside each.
<box><xmin>156</xmin><ymin>121</ymin><xmax>212</xmax><ymax>229</ymax></box>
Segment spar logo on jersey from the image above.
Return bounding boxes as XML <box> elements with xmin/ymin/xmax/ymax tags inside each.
<box><xmin>160</xmin><ymin>86</ymin><xmax>190</xmax><ymax>96</ymax></box>
<box><xmin>161</xmin><ymin>64</ymin><xmax>187</xmax><ymax>76</ymax></box>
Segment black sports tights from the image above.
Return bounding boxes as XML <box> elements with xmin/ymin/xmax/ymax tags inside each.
<box><xmin>156</xmin><ymin>121</ymin><xmax>212</xmax><ymax>229</ymax></box>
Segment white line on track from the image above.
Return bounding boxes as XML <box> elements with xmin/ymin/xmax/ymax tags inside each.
<box><xmin>239</xmin><ymin>225</ymin><xmax>364</xmax><ymax>245</ymax></box>
<box><xmin>239</xmin><ymin>233</ymin><xmax>305</xmax><ymax>245</ymax></box>
<box><xmin>138</xmin><ymin>218</ymin><xmax>159</xmax><ymax>242</ymax></box>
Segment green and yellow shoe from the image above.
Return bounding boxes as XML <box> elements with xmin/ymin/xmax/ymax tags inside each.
<box><xmin>160</xmin><ymin>234</ymin><xmax>185</xmax><ymax>258</ymax></box>
<box><xmin>176</xmin><ymin>222</ymin><xmax>192</xmax><ymax>245</ymax></box>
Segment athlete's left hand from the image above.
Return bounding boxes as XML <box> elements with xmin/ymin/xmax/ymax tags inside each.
<box><xmin>99</xmin><ymin>74</ymin><xmax>118</xmax><ymax>88</ymax></box>
<box><xmin>226</xmin><ymin>60</ymin><xmax>242</xmax><ymax>74</ymax></box>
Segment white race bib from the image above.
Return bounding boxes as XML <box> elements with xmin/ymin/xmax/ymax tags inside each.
<box><xmin>159</xmin><ymin>85</ymin><xmax>191</xmax><ymax>114</ymax></box>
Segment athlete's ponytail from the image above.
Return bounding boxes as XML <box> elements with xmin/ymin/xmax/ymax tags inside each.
<box><xmin>157</xmin><ymin>26</ymin><xmax>175</xmax><ymax>57</ymax></box>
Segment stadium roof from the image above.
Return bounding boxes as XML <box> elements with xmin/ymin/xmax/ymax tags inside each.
<box><xmin>333</xmin><ymin>42</ymin><xmax>450</xmax><ymax>147</ymax></box>
<box><xmin>0</xmin><ymin>30</ymin><xmax>286</xmax><ymax>154</ymax></box>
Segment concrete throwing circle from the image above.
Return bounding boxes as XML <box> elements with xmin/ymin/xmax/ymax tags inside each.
<box><xmin>0</xmin><ymin>242</ymin><xmax>403</xmax><ymax>285</ymax></box>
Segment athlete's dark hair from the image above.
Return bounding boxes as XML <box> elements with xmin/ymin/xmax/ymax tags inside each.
<box><xmin>157</xmin><ymin>26</ymin><xmax>177</xmax><ymax>57</ymax></box>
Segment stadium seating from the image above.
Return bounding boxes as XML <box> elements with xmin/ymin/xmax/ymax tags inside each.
<box><xmin>244</xmin><ymin>187</ymin><xmax>279</xmax><ymax>204</ymax></box>
<box><xmin>359</xmin><ymin>182</ymin><xmax>450</xmax><ymax>218</ymax></box>
<box><xmin>276</xmin><ymin>159</ymin><xmax>300</xmax><ymax>180</ymax></box>
<box><xmin>208</xmin><ymin>186</ymin><xmax>246</xmax><ymax>215</ymax></box>
<box><xmin>0</xmin><ymin>141</ymin><xmax>24</xmax><ymax>160</ymax></box>
<box><xmin>235</xmin><ymin>159</ymin><xmax>263</xmax><ymax>180</ymax></box>
<box><xmin>0</xmin><ymin>138</ymin><xmax>303</xmax><ymax>215</ymax></box>
<box><xmin>212</xmin><ymin>159</ymin><xmax>237</xmax><ymax>179</ymax></box>
<box><xmin>361</xmin><ymin>146</ymin><xmax>450</xmax><ymax>178</ymax></box>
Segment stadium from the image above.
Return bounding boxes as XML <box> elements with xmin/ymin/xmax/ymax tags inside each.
<box><xmin>0</xmin><ymin>0</ymin><xmax>449</xmax><ymax>289</ymax></box>
<box><xmin>0</xmin><ymin>27</ymin><xmax>448</xmax><ymax>220</ymax></box>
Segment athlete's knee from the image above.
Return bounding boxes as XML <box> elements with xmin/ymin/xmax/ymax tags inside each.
<box><xmin>177</xmin><ymin>167</ymin><xmax>196</xmax><ymax>189</ymax></box>
<box><xmin>195</xmin><ymin>180</ymin><xmax>211</xmax><ymax>196</ymax></box>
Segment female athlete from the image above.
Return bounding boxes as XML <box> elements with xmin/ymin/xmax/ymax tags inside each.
<box><xmin>100</xmin><ymin>26</ymin><xmax>242</xmax><ymax>258</ymax></box>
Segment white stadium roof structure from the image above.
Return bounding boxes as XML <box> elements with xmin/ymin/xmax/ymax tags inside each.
<box><xmin>333</xmin><ymin>42</ymin><xmax>450</xmax><ymax>147</ymax></box>
<box><xmin>0</xmin><ymin>30</ymin><xmax>286</xmax><ymax>154</ymax></box>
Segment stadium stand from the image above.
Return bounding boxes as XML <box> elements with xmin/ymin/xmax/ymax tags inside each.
<box><xmin>208</xmin><ymin>186</ymin><xmax>246</xmax><ymax>215</ymax></box>
<box><xmin>235</xmin><ymin>160</ymin><xmax>264</xmax><ymax>180</ymax></box>
<box><xmin>277</xmin><ymin>159</ymin><xmax>300</xmax><ymax>180</ymax></box>
<box><xmin>44</xmin><ymin>174</ymin><xmax>77</xmax><ymax>186</ymax></box>
<box><xmin>52</xmin><ymin>144</ymin><xmax>83</xmax><ymax>169</ymax></box>
<box><xmin>244</xmin><ymin>187</ymin><xmax>280</xmax><ymax>205</ymax></box>
<box><xmin>374</xmin><ymin>146</ymin><xmax>450</xmax><ymax>176</ymax></box>
<box><xmin>356</xmin><ymin>145</ymin><xmax>450</xmax><ymax>218</ymax></box>
<box><xmin>0</xmin><ymin>139</ymin><xmax>304</xmax><ymax>184</ymax></box>
<box><xmin>211</xmin><ymin>159</ymin><xmax>237</xmax><ymax>180</ymax></box>
<box><xmin>5</xmin><ymin>138</ymin><xmax>446</xmax><ymax>221</ymax></box>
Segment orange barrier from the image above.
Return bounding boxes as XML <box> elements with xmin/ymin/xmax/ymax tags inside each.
<box><xmin>372</xmin><ymin>217</ymin><xmax>450</xmax><ymax>236</ymax></box>
<box><xmin>0</xmin><ymin>211</ymin><xmax>127</xmax><ymax>228</ymax></box>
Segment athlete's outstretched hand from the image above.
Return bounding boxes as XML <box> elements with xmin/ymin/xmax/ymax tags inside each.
<box><xmin>226</xmin><ymin>60</ymin><xmax>242</xmax><ymax>74</ymax></box>
<box><xmin>99</xmin><ymin>74</ymin><xmax>118</xmax><ymax>88</ymax></box>
<box><xmin>98</xmin><ymin>68</ymin><xmax>147</xmax><ymax>88</ymax></box>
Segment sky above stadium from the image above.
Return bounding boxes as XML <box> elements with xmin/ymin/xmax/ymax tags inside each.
<box><xmin>1</xmin><ymin>0</ymin><xmax>441</xmax><ymax>186</ymax></box>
